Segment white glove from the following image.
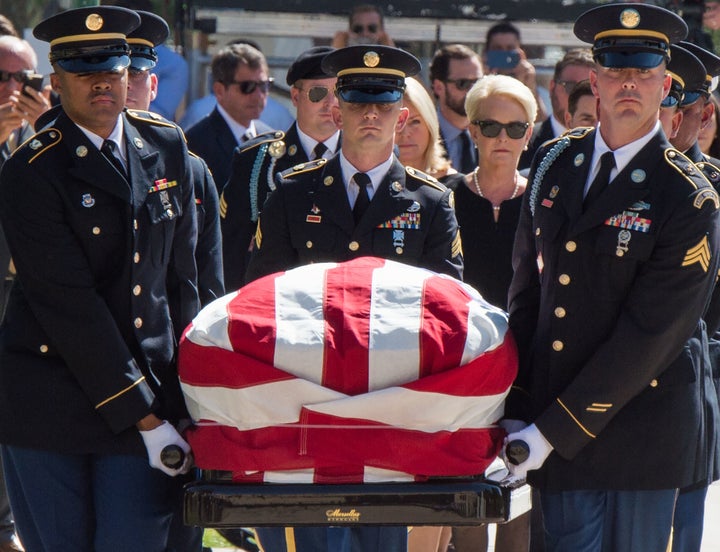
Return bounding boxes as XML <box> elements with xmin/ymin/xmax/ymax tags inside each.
<box><xmin>498</xmin><ymin>419</ymin><xmax>528</xmax><ymax>435</ymax></box>
<box><xmin>139</xmin><ymin>420</ymin><xmax>192</xmax><ymax>476</ymax></box>
<box><xmin>504</xmin><ymin>423</ymin><xmax>553</xmax><ymax>479</ymax></box>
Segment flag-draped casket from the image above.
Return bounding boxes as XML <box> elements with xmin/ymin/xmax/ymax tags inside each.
<box><xmin>179</xmin><ymin>257</ymin><xmax>517</xmax><ymax>483</ymax></box>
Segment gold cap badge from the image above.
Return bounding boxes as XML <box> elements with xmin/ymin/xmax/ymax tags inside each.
<box><xmin>620</xmin><ymin>8</ymin><xmax>640</xmax><ymax>29</ymax></box>
<box><xmin>85</xmin><ymin>14</ymin><xmax>104</xmax><ymax>32</ymax></box>
<box><xmin>363</xmin><ymin>51</ymin><xmax>380</xmax><ymax>68</ymax></box>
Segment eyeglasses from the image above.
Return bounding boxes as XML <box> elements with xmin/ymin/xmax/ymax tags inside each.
<box><xmin>352</xmin><ymin>24</ymin><xmax>379</xmax><ymax>34</ymax></box>
<box><xmin>445</xmin><ymin>78</ymin><xmax>479</xmax><ymax>92</ymax></box>
<box><xmin>472</xmin><ymin>120</ymin><xmax>529</xmax><ymax>139</ymax></box>
<box><xmin>225</xmin><ymin>78</ymin><xmax>274</xmax><ymax>94</ymax></box>
<box><xmin>555</xmin><ymin>79</ymin><xmax>579</xmax><ymax>94</ymax></box>
<box><xmin>296</xmin><ymin>85</ymin><xmax>331</xmax><ymax>103</ymax></box>
<box><xmin>0</xmin><ymin>69</ymin><xmax>31</xmax><ymax>84</ymax></box>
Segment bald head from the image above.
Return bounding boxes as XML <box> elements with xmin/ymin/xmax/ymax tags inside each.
<box><xmin>0</xmin><ymin>36</ymin><xmax>38</xmax><ymax>104</ymax></box>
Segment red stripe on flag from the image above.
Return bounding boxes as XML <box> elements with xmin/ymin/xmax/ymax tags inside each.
<box><xmin>419</xmin><ymin>275</ymin><xmax>471</xmax><ymax>377</ymax></box>
<box><xmin>323</xmin><ymin>259</ymin><xmax>383</xmax><ymax>394</ymax></box>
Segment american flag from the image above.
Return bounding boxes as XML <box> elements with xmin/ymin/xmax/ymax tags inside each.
<box><xmin>179</xmin><ymin>257</ymin><xmax>517</xmax><ymax>483</ymax></box>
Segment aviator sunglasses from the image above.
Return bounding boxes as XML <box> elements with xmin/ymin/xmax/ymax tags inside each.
<box><xmin>225</xmin><ymin>78</ymin><xmax>274</xmax><ymax>94</ymax></box>
<box><xmin>296</xmin><ymin>85</ymin><xmax>331</xmax><ymax>103</ymax></box>
<box><xmin>445</xmin><ymin>78</ymin><xmax>479</xmax><ymax>92</ymax></box>
<box><xmin>472</xmin><ymin>120</ymin><xmax>529</xmax><ymax>139</ymax></box>
<box><xmin>0</xmin><ymin>69</ymin><xmax>32</xmax><ymax>84</ymax></box>
<box><xmin>352</xmin><ymin>23</ymin><xmax>379</xmax><ymax>34</ymax></box>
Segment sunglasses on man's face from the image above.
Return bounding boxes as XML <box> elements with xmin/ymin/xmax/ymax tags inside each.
<box><xmin>297</xmin><ymin>85</ymin><xmax>330</xmax><ymax>103</ymax></box>
<box><xmin>445</xmin><ymin>78</ymin><xmax>479</xmax><ymax>92</ymax></box>
<box><xmin>225</xmin><ymin>78</ymin><xmax>274</xmax><ymax>95</ymax></box>
<box><xmin>0</xmin><ymin>69</ymin><xmax>31</xmax><ymax>84</ymax></box>
<box><xmin>472</xmin><ymin>119</ymin><xmax>529</xmax><ymax>139</ymax></box>
<box><xmin>352</xmin><ymin>24</ymin><xmax>379</xmax><ymax>34</ymax></box>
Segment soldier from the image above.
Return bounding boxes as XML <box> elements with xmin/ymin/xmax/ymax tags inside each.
<box><xmin>126</xmin><ymin>10</ymin><xmax>224</xmax><ymax>308</ymax></box>
<box><xmin>506</xmin><ymin>3</ymin><xmax>720</xmax><ymax>550</ymax></box>
<box><xmin>246</xmin><ymin>45</ymin><xmax>463</xmax><ymax>284</ymax></box>
<box><xmin>221</xmin><ymin>45</ymin><xmax>339</xmax><ymax>289</ymax></box>
<box><xmin>0</xmin><ymin>7</ymin><xmax>199</xmax><ymax>551</ymax></box>
<box><xmin>246</xmin><ymin>44</ymin><xmax>463</xmax><ymax>552</ymax></box>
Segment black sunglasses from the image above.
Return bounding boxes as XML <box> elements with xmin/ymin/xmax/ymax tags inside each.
<box><xmin>296</xmin><ymin>85</ymin><xmax>330</xmax><ymax>103</ymax></box>
<box><xmin>472</xmin><ymin>120</ymin><xmax>529</xmax><ymax>139</ymax></box>
<box><xmin>0</xmin><ymin>69</ymin><xmax>32</xmax><ymax>84</ymax></box>
<box><xmin>352</xmin><ymin>24</ymin><xmax>378</xmax><ymax>34</ymax></box>
<box><xmin>445</xmin><ymin>78</ymin><xmax>479</xmax><ymax>92</ymax></box>
<box><xmin>225</xmin><ymin>78</ymin><xmax>274</xmax><ymax>94</ymax></box>
<box><xmin>555</xmin><ymin>79</ymin><xmax>579</xmax><ymax>94</ymax></box>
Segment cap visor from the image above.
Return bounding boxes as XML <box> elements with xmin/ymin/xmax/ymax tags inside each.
<box><xmin>129</xmin><ymin>57</ymin><xmax>157</xmax><ymax>71</ymax></box>
<box><xmin>595</xmin><ymin>51</ymin><xmax>665</xmax><ymax>69</ymax></box>
<box><xmin>57</xmin><ymin>55</ymin><xmax>131</xmax><ymax>74</ymax></box>
<box><xmin>339</xmin><ymin>88</ymin><xmax>402</xmax><ymax>103</ymax></box>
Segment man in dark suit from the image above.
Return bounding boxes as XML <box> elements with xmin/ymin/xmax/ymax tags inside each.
<box><xmin>518</xmin><ymin>48</ymin><xmax>594</xmax><ymax>170</ymax></box>
<box><xmin>220</xmin><ymin>46</ymin><xmax>340</xmax><ymax>289</ymax></box>
<box><xmin>506</xmin><ymin>4</ymin><xmax>720</xmax><ymax>550</ymax></box>
<box><xmin>246</xmin><ymin>45</ymin><xmax>463</xmax><ymax>286</ymax></box>
<box><xmin>246</xmin><ymin>45</ymin><xmax>462</xmax><ymax>552</ymax></box>
<box><xmin>185</xmin><ymin>43</ymin><xmax>273</xmax><ymax>191</ymax></box>
<box><xmin>0</xmin><ymin>7</ymin><xmax>200</xmax><ymax>551</ymax></box>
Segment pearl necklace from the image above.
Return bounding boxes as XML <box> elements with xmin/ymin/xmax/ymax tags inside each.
<box><xmin>473</xmin><ymin>167</ymin><xmax>520</xmax><ymax>211</ymax></box>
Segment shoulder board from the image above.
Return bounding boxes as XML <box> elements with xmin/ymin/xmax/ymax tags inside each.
<box><xmin>12</xmin><ymin>128</ymin><xmax>62</xmax><ymax>164</ymax></box>
<box><xmin>405</xmin><ymin>166</ymin><xmax>446</xmax><ymax>192</ymax></box>
<box><xmin>559</xmin><ymin>126</ymin><xmax>594</xmax><ymax>140</ymax></box>
<box><xmin>238</xmin><ymin>130</ymin><xmax>286</xmax><ymax>155</ymax></box>
<box><xmin>665</xmin><ymin>148</ymin><xmax>720</xmax><ymax>209</ymax></box>
<box><xmin>696</xmin><ymin>159</ymin><xmax>720</xmax><ymax>188</ymax></box>
<box><xmin>125</xmin><ymin>109</ymin><xmax>178</xmax><ymax>129</ymax></box>
<box><xmin>280</xmin><ymin>158</ymin><xmax>327</xmax><ymax>179</ymax></box>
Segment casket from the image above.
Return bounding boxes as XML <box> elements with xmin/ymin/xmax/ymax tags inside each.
<box><xmin>179</xmin><ymin>257</ymin><xmax>528</xmax><ymax>526</ymax></box>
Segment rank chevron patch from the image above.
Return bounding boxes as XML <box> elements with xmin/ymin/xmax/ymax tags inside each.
<box><xmin>682</xmin><ymin>236</ymin><xmax>711</xmax><ymax>273</ymax></box>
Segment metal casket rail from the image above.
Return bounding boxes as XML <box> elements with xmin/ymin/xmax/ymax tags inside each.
<box><xmin>184</xmin><ymin>471</ymin><xmax>531</xmax><ymax>527</ymax></box>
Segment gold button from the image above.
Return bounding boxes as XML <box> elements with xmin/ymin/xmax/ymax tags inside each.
<box><xmin>559</xmin><ymin>274</ymin><xmax>571</xmax><ymax>285</ymax></box>
<box><xmin>133</xmin><ymin>285</ymin><xmax>141</xmax><ymax>296</ymax></box>
<box><xmin>134</xmin><ymin>252</ymin><xmax>140</xmax><ymax>263</ymax></box>
<box><xmin>92</xmin><ymin>226</ymin><xmax>101</xmax><ymax>235</ymax></box>
<box><xmin>535</xmin><ymin>228</ymin><xmax>541</xmax><ymax>236</ymax></box>
<box><xmin>395</xmin><ymin>247</ymin><xmax>403</xmax><ymax>255</ymax></box>
<box><xmin>305</xmin><ymin>240</ymin><xmax>313</xmax><ymax>249</ymax></box>
<box><xmin>565</xmin><ymin>241</ymin><xmax>577</xmax><ymax>252</ymax></box>
<box><xmin>39</xmin><ymin>344</ymin><xmax>48</xmax><ymax>353</ymax></box>
<box><xmin>552</xmin><ymin>340</ymin><xmax>564</xmax><ymax>352</ymax></box>
<box><xmin>554</xmin><ymin>307</ymin><xmax>566</xmax><ymax>318</ymax></box>
<box><xmin>349</xmin><ymin>241</ymin><xmax>360</xmax><ymax>251</ymax></box>
<box><xmin>134</xmin><ymin>317</ymin><xmax>143</xmax><ymax>328</ymax></box>
<box><xmin>650</xmin><ymin>379</ymin><xmax>658</xmax><ymax>388</ymax></box>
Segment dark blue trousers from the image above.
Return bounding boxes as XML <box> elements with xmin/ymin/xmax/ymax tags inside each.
<box><xmin>255</xmin><ymin>526</ymin><xmax>407</xmax><ymax>552</ymax></box>
<box><xmin>540</xmin><ymin>488</ymin><xmax>676</xmax><ymax>552</ymax></box>
<box><xmin>1</xmin><ymin>445</ymin><xmax>188</xmax><ymax>552</ymax></box>
<box><xmin>672</xmin><ymin>485</ymin><xmax>708</xmax><ymax>552</ymax></box>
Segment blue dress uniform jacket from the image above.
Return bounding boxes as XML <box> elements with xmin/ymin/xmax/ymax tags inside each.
<box><xmin>189</xmin><ymin>152</ymin><xmax>224</xmax><ymax>306</ymax></box>
<box><xmin>508</xmin><ymin>127</ymin><xmax>720</xmax><ymax>491</ymax></box>
<box><xmin>245</xmin><ymin>155</ymin><xmax>463</xmax><ymax>282</ymax></box>
<box><xmin>185</xmin><ymin>107</ymin><xmax>273</xmax><ymax>194</ymax></box>
<box><xmin>0</xmin><ymin>108</ymin><xmax>199</xmax><ymax>455</ymax></box>
<box><xmin>220</xmin><ymin>128</ymin><xmax>292</xmax><ymax>290</ymax></box>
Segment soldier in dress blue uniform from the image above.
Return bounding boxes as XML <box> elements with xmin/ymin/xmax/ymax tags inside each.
<box><xmin>248</xmin><ymin>44</ymin><xmax>463</xmax><ymax>552</ymax></box>
<box><xmin>126</xmin><ymin>10</ymin><xmax>224</xmax><ymax>309</ymax></box>
<box><xmin>0</xmin><ymin>7</ymin><xmax>200</xmax><ymax>551</ymax></box>
<box><xmin>245</xmin><ymin>45</ymin><xmax>463</xmax><ymax>284</ymax></box>
<box><xmin>220</xmin><ymin>45</ymin><xmax>339</xmax><ymax>289</ymax></box>
<box><xmin>505</xmin><ymin>3</ymin><xmax>720</xmax><ymax>550</ymax></box>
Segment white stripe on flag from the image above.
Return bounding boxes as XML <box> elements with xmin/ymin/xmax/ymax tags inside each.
<box><xmin>181</xmin><ymin>378</ymin><xmax>346</xmax><ymax>430</ymax></box>
<box><xmin>460</xmin><ymin>281</ymin><xmax>508</xmax><ymax>364</ymax></box>
<box><xmin>367</xmin><ymin>262</ymin><xmax>426</xmax><ymax>390</ymax></box>
<box><xmin>184</xmin><ymin>292</ymin><xmax>237</xmax><ymax>350</ymax></box>
<box><xmin>305</xmin><ymin>386</ymin><xmax>507</xmax><ymax>432</ymax></box>
<box><xmin>274</xmin><ymin>264</ymin><xmax>333</xmax><ymax>383</ymax></box>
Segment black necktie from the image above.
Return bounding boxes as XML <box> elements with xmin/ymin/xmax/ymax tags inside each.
<box><xmin>101</xmin><ymin>140</ymin><xmax>126</xmax><ymax>177</ymax></box>
<box><xmin>353</xmin><ymin>172</ymin><xmax>371</xmax><ymax>224</ymax></box>
<box><xmin>459</xmin><ymin>130</ymin><xmax>477</xmax><ymax>174</ymax></box>
<box><xmin>312</xmin><ymin>142</ymin><xmax>328</xmax><ymax>160</ymax></box>
<box><xmin>584</xmin><ymin>151</ymin><xmax>615</xmax><ymax>210</ymax></box>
